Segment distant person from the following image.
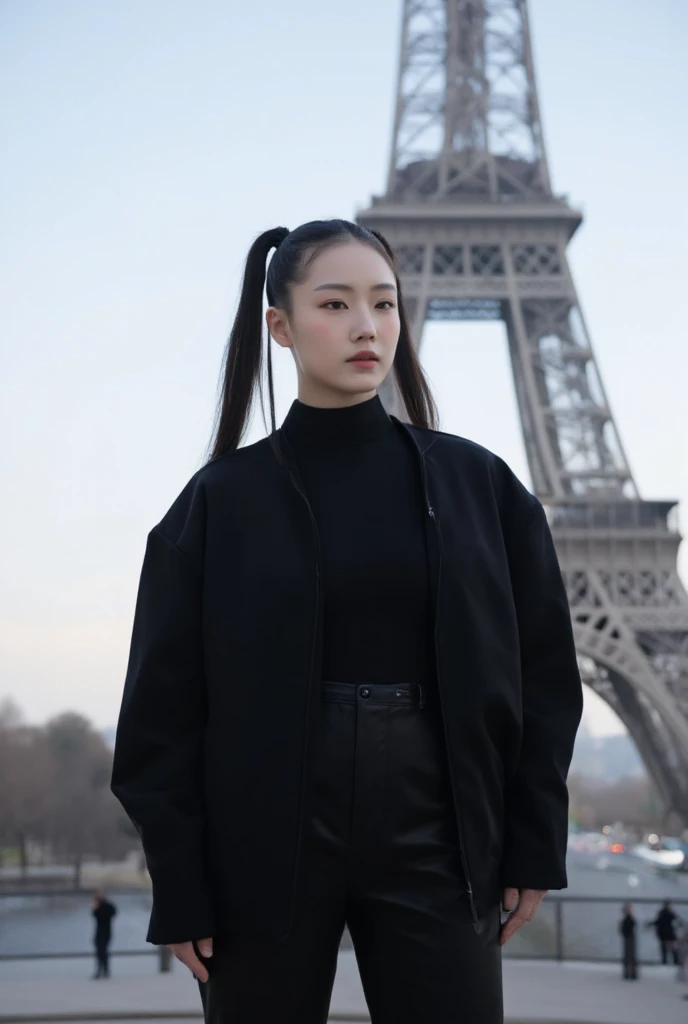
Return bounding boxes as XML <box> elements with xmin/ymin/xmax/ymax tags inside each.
<box><xmin>675</xmin><ymin>915</ymin><xmax>688</xmax><ymax>984</ymax></box>
<box><xmin>91</xmin><ymin>890</ymin><xmax>117</xmax><ymax>979</ymax></box>
<box><xmin>619</xmin><ymin>903</ymin><xmax>639</xmax><ymax>980</ymax></box>
<box><xmin>645</xmin><ymin>900</ymin><xmax>679</xmax><ymax>965</ymax></box>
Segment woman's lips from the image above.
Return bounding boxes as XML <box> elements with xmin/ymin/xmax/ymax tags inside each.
<box><xmin>347</xmin><ymin>352</ymin><xmax>379</xmax><ymax>368</ymax></box>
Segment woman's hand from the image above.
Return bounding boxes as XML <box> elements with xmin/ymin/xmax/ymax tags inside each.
<box><xmin>499</xmin><ymin>887</ymin><xmax>548</xmax><ymax>946</ymax></box>
<box><xmin>168</xmin><ymin>937</ymin><xmax>213</xmax><ymax>982</ymax></box>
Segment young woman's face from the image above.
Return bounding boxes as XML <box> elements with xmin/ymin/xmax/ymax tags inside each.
<box><xmin>267</xmin><ymin>241</ymin><xmax>400</xmax><ymax>406</ymax></box>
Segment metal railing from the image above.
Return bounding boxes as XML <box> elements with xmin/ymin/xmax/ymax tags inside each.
<box><xmin>1</xmin><ymin>888</ymin><xmax>686</xmax><ymax>970</ymax></box>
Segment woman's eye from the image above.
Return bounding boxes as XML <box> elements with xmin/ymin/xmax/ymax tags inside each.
<box><xmin>322</xmin><ymin>299</ymin><xmax>396</xmax><ymax>310</ymax></box>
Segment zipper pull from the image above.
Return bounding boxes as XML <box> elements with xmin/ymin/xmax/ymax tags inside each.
<box><xmin>466</xmin><ymin>882</ymin><xmax>479</xmax><ymax>926</ymax></box>
<box><xmin>418</xmin><ymin>684</ymin><xmax>425</xmax><ymax>710</ymax></box>
<box><xmin>427</xmin><ymin>504</ymin><xmax>435</xmax><ymax>518</ymax></box>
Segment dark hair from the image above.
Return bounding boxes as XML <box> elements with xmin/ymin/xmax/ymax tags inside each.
<box><xmin>205</xmin><ymin>218</ymin><xmax>438</xmax><ymax>462</ymax></box>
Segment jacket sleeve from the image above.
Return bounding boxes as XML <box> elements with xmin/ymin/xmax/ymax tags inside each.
<box><xmin>111</xmin><ymin>521</ymin><xmax>214</xmax><ymax>945</ymax></box>
<box><xmin>499</xmin><ymin>497</ymin><xmax>584</xmax><ymax>891</ymax></box>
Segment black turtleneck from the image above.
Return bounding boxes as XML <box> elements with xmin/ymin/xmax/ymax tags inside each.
<box><xmin>282</xmin><ymin>393</ymin><xmax>435</xmax><ymax>687</ymax></box>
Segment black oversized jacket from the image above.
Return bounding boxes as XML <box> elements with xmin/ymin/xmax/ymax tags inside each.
<box><xmin>111</xmin><ymin>416</ymin><xmax>583</xmax><ymax>945</ymax></box>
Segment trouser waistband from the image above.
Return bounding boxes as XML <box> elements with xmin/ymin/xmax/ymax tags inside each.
<box><xmin>321</xmin><ymin>679</ymin><xmax>429</xmax><ymax>709</ymax></box>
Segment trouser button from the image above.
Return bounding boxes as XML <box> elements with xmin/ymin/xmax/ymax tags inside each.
<box><xmin>359</xmin><ymin>687</ymin><xmax>370</xmax><ymax>698</ymax></box>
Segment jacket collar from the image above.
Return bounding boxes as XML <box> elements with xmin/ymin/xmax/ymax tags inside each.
<box><xmin>273</xmin><ymin>413</ymin><xmax>437</xmax><ymax>514</ymax></box>
<box><xmin>282</xmin><ymin>394</ymin><xmax>393</xmax><ymax>448</ymax></box>
<box><xmin>391</xmin><ymin>416</ymin><xmax>439</xmax><ymax>458</ymax></box>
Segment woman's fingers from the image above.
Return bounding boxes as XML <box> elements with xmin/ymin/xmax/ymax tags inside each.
<box><xmin>499</xmin><ymin>889</ymin><xmax>546</xmax><ymax>946</ymax></box>
<box><xmin>499</xmin><ymin>898</ymin><xmax>525</xmax><ymax>946</ymax></box>
<box><xmin>501</xmin><ymin>887</ymin><xmax>520</xmax><ymax>913</ymax></box>
<box><xmin>168</xmin><ymin>940</ymin><xmax>211</xmax><ymax>983</ymax></box>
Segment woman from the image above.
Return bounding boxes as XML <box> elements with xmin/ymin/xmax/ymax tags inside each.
<box><xmin>111</xmin><ymin>219</ymin><xmax>583</xmax><ymax>1023</ymax></box>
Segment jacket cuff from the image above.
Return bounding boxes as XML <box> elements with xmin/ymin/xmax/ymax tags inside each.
<box><xmin>499</xmin><ymin>851</ymin><xmax>568</xmax><ymax>891</ymax></box>
<box><xmin>145</xmin><ymin>873</ymin><xmax>215</xmax><ymax>946</ymax></box>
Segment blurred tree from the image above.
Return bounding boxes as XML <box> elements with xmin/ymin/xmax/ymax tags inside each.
<box><xmin>0</xmin><ymin>699</ymin><xmax>52</xmax><ymax>877</ymax></box>
<box><xmin>43</xmin><ymin>712</ymin><xmax>123</xmax><ymax>884</ymax></box>
<box><xmin>0</xmin><ymin>702</ymin><xmax>141</xmax><ymax>886</ymax></box>
<box><xmin>568</xmin><ymin>771</ymin><xmax>662</xmax><ymax>833</ymax></box>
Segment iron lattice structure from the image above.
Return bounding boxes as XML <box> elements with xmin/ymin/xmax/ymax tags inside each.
<box><xmin>358</xmin><ymin>0</ymin><xmax>688</xmax><ymax>827</ymax></box>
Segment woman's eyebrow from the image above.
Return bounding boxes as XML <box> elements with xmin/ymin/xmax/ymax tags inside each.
<box><xmin>312</xmin><ymin>282</ymin><xmax>398</xmax><ymax>293</ymax></box>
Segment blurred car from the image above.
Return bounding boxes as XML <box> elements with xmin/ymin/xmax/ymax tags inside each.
<box><xmin>568</xmin><ymin>830</ymin><xmax>626</xmax><ymax>855</ymax></box>
<box><xmin>630</xmin><ymin>834</ymin><xmax>687</xmax><ymax>871</ymax></box>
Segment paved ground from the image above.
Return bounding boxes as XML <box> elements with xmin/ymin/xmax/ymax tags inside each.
<box><xmin>0</xmin><ymin>952</ymin><xmax>686</xmax><ymax>1023</ymax></box>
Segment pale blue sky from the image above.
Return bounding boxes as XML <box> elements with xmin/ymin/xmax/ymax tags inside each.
<box><xmin>1</xmin><ymin>0</ymin><xmax>686</xmax><ymax>735</ymax></box>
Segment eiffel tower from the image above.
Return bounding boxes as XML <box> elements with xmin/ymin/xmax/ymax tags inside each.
<box><xmin>357</xmin><ymin>0</ymin><xmax>688</xmax><ymax>829</ymax></box>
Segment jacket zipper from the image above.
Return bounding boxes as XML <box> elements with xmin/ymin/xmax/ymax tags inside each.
<box><xmin>426</xmin><ymin>489</ymin><xmax>480</xmax><ymax>931</ymax></box>
<box><xmin>281</xmin><ymin>454</ymin><xmax>322</xmax><ymax>942</ymax></box>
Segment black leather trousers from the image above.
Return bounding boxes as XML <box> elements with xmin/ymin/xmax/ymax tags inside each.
<box><xmin>199</xmin><ymin>680</ymin><xmax>503</xmax><ymax>1023</ymax></box>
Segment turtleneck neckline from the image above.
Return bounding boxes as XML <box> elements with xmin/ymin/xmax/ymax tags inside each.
<box><xmin>282</xmin><ymin>393</ymin><xmax>393</xmax><ymax>448</ymax></box>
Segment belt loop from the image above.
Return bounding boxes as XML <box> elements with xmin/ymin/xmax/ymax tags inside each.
<box><xmin>418</xmin><ymin>683</ymin><xmax>425</xmax><ymax>710</ymax></box>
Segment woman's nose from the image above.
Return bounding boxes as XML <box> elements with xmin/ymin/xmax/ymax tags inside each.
<box><xmin>351</xmin><ymin>318</ymin><xmax>376</xmax><ymax>340</ymax></box>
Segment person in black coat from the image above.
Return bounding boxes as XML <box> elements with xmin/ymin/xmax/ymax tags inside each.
<box><xmin>111</xmin><ymin>219</ymin><xmax>584</xmax><ymax>1023</ymax></box>
<box><xmin>91</xmin><ymin>891</ymin><xmax>117</xmax><ymax>979</ymax></box>
<box><xmin>646</xmin><ymin>900</ymin><xmax>680</xmax><ymax>965</ymax></box>
<box><xmin>619</xmin><ymin>903</ymin><xmax>639</xmax><ymax>980</ymax></box>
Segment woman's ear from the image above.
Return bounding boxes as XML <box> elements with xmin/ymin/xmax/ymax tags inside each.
<box><xmin>266</xmin><ymin>307</ymin><xmax>292</xmax><ymax>349</ymax></box>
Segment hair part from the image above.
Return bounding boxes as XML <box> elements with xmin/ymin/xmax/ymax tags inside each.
<box><xmin>205</xmin><ymin>218</ymin><xmax>438</xmax><ymax>462</ymax></box>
